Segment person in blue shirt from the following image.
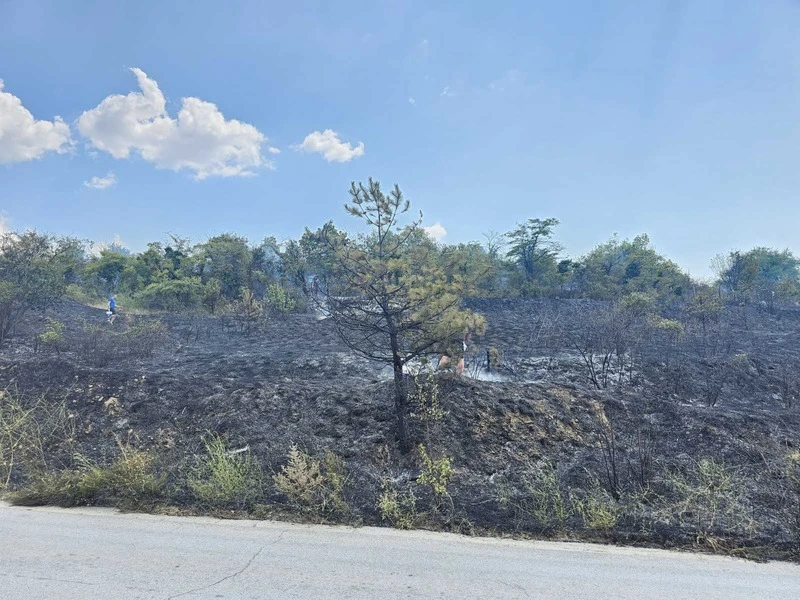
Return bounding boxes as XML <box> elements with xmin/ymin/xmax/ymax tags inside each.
<box><xmin>108</xmin><ymin>295</ymin><xmax>117</xmax><ymax>323</ymax></box>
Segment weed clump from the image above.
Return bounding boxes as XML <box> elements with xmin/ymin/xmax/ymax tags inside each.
<box><xmin>273</xmin><ymin>445</ymin><xmax>348</xmax><ymax>517</ymax></box>
<box><xmin>377</xmin><ymin>483</ymin><xmax>418</xmax><ymax>529</ymax></box>
<box><xmin>10</xmin><ymin>442</ymin><xmax>163</xmax><ymax>509</ymax></box>
<box><xmin>188</xmin><ymin>434</ymin><xmax>264</xmax><ymax>510</ymax></box>
<box><xmin>0</xmin><ymin>390</ymin><xmax>74</xmax><ymax>490</ymax></box>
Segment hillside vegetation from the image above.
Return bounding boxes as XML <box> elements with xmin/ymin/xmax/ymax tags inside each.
<box><xmin>1</xmin><ymin>179</ymin><xmax>798</xmax><ymax>561</ymax></box>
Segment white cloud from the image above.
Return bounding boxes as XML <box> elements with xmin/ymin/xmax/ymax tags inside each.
<box><xmin>423</xmin><ymin>223</ymin><xmax>447</xmax><ymax>242</ymax></box>
<box><xmin>268</xmin><ymin>146</ymin><xmax>281</xmax><ymax>154</ymax></box>
<box><xmin>408</xmin><ymin>97</ymin><xmax>416</xmax><ymax>105</ymax></box>
<box><xmin>84</xmin><ymin>172</ymin><xmax>117</xmax><ymax>190</ymax></box>
<box><xmin>297</xmin><ymin>129</ymin><xmax>364</xmax><ymax>163</ymax></box>
<box><xmin>0</xmin><ymin>80</ymin><xmax>72</xmax><ymax>163</ymax></box>
<box><xmin>77</xmin><ymin>68</ymin><xmax>270</xmax><ymax>179</ymax></box>
<box><xmin>440</xmin><ymin>86</ymin><xmax>456</xmax><ymax>98</ymax></box>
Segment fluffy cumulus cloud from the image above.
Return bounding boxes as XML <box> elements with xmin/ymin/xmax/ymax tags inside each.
<box><xmin>423</xmin><ymin>222</ymin><xmax>447</xmax><ymax>242</ymax></box>
<box><xmin>298</xmin><ymin>129</ymin><xmax>364</xmax><ymax>163</ymax></box>
<box><xmin>0</xmin><ymin>80</ymin><xmax>72</xmax><ymax>163</ymax></box>
<box><xmin>84</xmin><ymin>172</ymin><xmax>117</xmax><ymax>190</ymax></box>
<box><xmin>77</xmin><ymin>68</ymin><xmax>270</xmax><ymax>179</ymax></box>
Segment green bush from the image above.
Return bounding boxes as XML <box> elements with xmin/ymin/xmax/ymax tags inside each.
<box><xmin>65</xmin><ymin>284</ymin><xmax>101</xmax><ymax>306</ymax></box>
<box><xmin>496</xmin><ymin>461</ymin><xmax>572</xmax><ymax>531</ymax></box>
<box><xmin>38</xmin><ymin>318</ymin><xmax>66</xmax><ymax>354</ymax></box>
<box><xmin>136</xmin><ymin>278</ymin><xmax>203</xmax><ymax>312</ymax></box>
<box><xmin>188</xmin><ymin>435</ymin><xmax>264</xmax><ymax>510</ymax></box>
<box><xmin>234</xmin><ymin>288</ymin><xmax>264</xmax><ymax>334</ymax></box>
<box><xmin>409</xmin><ymin>370</ymin><xmax>447</xmax><ymax>432</ymax></box>
<box><xmin>417</xmin><ymin>444</ymin><xmax>454</xmax><ymax>498</ymax></box>
<box><xmin>267</xmin><ymin>284</ymin><xmax>297</xmax><ymax>314</ymax></box>
<box><xmin>521</xmin><ymin>461</ymin><xmax>571</xmax><ymax>529</ymax></box>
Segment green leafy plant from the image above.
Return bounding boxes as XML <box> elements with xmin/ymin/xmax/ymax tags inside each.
<box><xmin>408</xmin><ymin>369</ymin><xmax>447</xmax><ymax>443</ymax></box>
<box><xmin>417</xmin><ymin>444</ymin><xmax>454</xmax><ymax>498</ymax></box>
<box><xmin>188</xmin><ymin>434</ymin><xmax>264</xmax><ymax>510</ymax></box>
<box><xmin>38</xmin><ymin>318</ymin><xmax>66</xmax><ymax>354</ymax></box>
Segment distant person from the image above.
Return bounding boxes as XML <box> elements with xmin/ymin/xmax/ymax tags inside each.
<box><xmin>438</xmin><ymin>330</ymin><xmax>472</xmax><ymax>375</ymax></box>
<box><xmin>107</xmin><ymin>295</ymin><xmax>117</xmax><ymax>323</ymax></box>
<box><xmin>311</xmin><ymin>276</ymin><xmax>320</xmax><ymax>301</ymax></box>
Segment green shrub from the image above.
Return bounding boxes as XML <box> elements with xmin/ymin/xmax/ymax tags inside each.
<box><xmin>267</xmin><ymin>284</ymin><xmax>297</xmax><ymax>314</ymax></box>
<box><xmin>136</xmin><ymin>278</ymin><xmax>203</xmax><ymax>312</ymax></box>
<box><xmin>38</xmin><ymin>318</ymin><xmax>66</xmax><ymax>353</ymax></box>
<box><xmin>496</xmin><ymin>461</ymin><xmax>572</xmax><ymax>531</ymax></box>
<box><xmin>378</xmin><ymin>483</ymin><xmax>418</xmax><ymax>529</ymax></box>
<box><xmin>202</xmin><ymin>279</ymin><xmax>222</xmax><ymax>313</ymax></box>
<box><xmin>188</xmin><ymin>435</ymin><xmax>264</xmax><ymax>510</ymax></box>
<box><xmin>417</xmin><ymin>444</ymin><xmax>454</xmax><ymax>498</ymax></box>
<box><xmin>65</xmin><ymin>284</ymin><xmax>101</xmax><ymax>306</ymax></box>
<box><xmin>409</xmin><ymin>370</ymin><xmax>447</xmax><ymax>428</ymax></box>
<box><xmin>234</xmin><ymin>288</ymin><xmax>264</xmax><ymax>334</ymax></box>
<box><xmin>273</xmin><ymin>445</ymin><xmax>347</xmax><ymax>516</ymax></box>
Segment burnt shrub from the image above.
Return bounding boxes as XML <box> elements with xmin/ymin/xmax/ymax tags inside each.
<box><xmin>72</xmin><ymin>318</ymin><xmax>168</xmax><ymax>366</ymax></box>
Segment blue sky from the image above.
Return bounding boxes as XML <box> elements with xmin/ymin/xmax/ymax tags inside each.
<box><xmin>1</xmin><ymin>0</ymin><xmax>798</xmax><ymax>277</ymax></box>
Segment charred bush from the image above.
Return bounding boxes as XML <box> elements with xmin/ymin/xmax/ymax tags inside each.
<box><xmin>72</xmin><ymin>318</ymin><xmax>168</xmax><ymax>366</ymax></box>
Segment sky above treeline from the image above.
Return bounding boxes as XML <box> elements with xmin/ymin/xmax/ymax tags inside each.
<box><xmin>1</xmin><ymin>0</ymin><xmax>799</xmax><ymax>278</ymax></box>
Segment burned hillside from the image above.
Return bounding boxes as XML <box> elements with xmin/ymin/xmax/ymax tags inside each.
<box><xmin>0</xmin><ymin>297</ymin><xmax>799</xmax><ymax>561</ymax></box>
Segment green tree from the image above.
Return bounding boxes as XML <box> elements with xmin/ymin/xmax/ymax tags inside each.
<box><xmin>441</xmin><ymin>242</ymin><xmax>507</xmax><ymax>297</ymax></box>
<box><xmin>505</xmin><ymin>218</ymin><xmax>562</xmax><ymax>293</ymax></box>
<box><xmin>324</xmin><ymin>179</ymin><xmax>486</xmax><ymax>452</ymax></box>
<box><xmin>713</xmin><ymin>247</ymin><xmax>799</xmax><ymax>308</ymax></box>
<box><xmin>0</xmin><ymin>231</ymin><xmax>83</xmax><ymax>346</ymax></box>
<box><xmin>84</xmin><ymin>250</ymin><xmax>130</xmax><ymax>293</ymax></box>
<box><xmin>196</xmin><ymin>234</ymin><xmax>252</xmax><ymax>300</ymax></box>
<box><xmin>136</xmin><ymin>278</ymin><xmax>204</xmax><ymax>312</ymax></box>
<box><xmin>576</xmin><ymin>234</ymin><xmax>686</xmax><ymax>301</ymax></box>
<box><xmin>711</xmin><ymin>251</ymin><xmax>758</xmax><ymax>303</ymax></box>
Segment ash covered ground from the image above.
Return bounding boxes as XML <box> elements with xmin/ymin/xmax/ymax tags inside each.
<box><xmin>1</xmin><ymin>298</ymin><xmax>799</xmax><ymax>560</ymax></box>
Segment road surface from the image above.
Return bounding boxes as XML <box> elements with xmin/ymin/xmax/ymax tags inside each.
<box><xmin>1</xmin><ymin>502</ymin><xmax>798</xmax><ymax>599</ymax></box>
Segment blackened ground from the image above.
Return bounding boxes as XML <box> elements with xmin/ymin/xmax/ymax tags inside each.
<box><xmin>1</xmin><ymin>298</ymin><xmax>799</xmax><ymax>560</ymax></box>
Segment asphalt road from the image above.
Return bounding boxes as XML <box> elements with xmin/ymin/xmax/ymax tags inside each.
<box><xmin>2</xmin><ymin>502</ymin><xmax>799</xmax><ymax>599</ymax></box>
